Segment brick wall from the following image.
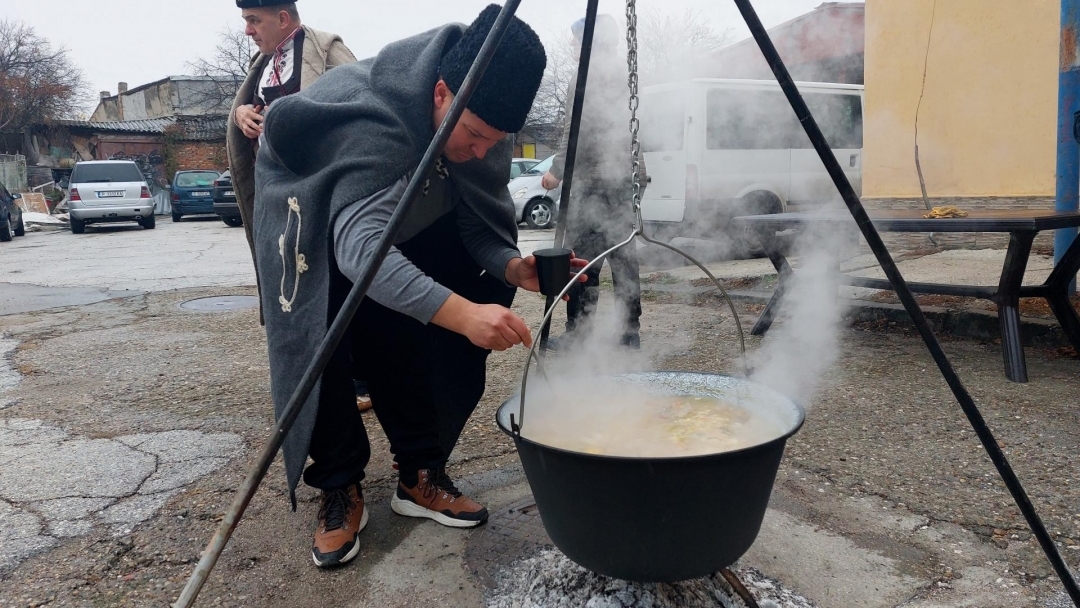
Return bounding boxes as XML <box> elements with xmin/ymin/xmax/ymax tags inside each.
<box><xmin>174</xmin><ymin>140</ymin><xmax>228</xmax><ymax>173</ymax></box>
<box><xmin>862</xmin><ymin>197</ymin><xmax>1057</xmax><ymax>253</ymax></box>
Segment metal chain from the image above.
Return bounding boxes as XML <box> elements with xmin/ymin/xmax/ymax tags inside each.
<box><xmin>625</xmin><ymin>0</ymin><xmax>642</xmax><ymax>228</ymax></box>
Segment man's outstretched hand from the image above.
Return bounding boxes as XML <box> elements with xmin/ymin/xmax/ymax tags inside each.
<box><xmin>505</xmin><ymin>254</ymin><xmax>589</xmax><ymax>299</ymax></box>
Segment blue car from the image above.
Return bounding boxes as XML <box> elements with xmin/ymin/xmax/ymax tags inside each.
<box><xmin>170</xmin><ymin>170</ymin><xmax>221</xmax><ymax>222</ymax></box>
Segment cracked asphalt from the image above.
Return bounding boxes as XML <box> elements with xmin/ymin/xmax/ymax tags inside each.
<box><xmin>0</xmin><ymin>221</ymin><xmax>1079</xmax><ymax>607</ymax></box>
<box><xmin>0</xmin><ymin>419</ymin><xmax>242</xmax><ymax>567</ymax></box>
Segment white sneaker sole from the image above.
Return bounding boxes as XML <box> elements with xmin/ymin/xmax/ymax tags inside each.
<box><xmin>390</xmin><ymin>493</ymin><xmax>484</xmax><ymax>528</ymax></box>
<box><xmin>311</xmin><ymin>506</ymin><xmax>368</xmax><ymax>567</ymax></box>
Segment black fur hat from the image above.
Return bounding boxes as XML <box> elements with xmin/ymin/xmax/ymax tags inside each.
<box><xmin>440</xmin><ymin>4</ymin><xmax>547</xmax><ymax>134</ymax></box>
<box><xmin>236</xmin><ymin>0</ymin><xmax>295</xmax><ymax>8</ymax></box>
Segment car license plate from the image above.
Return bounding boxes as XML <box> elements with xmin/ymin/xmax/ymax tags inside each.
<box><xmin>97</xmin><ymin>190</ymin><xmax>125</xmax><ymax>198</ymax></box>
<box><xmin>193</xmin><ymin>191</ymin><xmax>211</xmax><ymax>196</ymax></box>
<box><xmin>225</xmin><ymin>190</ymin><xmax>234</xmax><ymax>197</ymax></box>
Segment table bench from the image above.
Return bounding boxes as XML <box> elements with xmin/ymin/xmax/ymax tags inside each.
<box><xmin>730</xmin><ymin>209</ymin><xmax>1080</xmax><ymax>383</ymax></box>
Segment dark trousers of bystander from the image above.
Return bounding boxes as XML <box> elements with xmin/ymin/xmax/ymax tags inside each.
<box><xmin>565</xmin><ymin>187</ymin><xmax>641</xmax><ymax>337</ymax></box>
<box><xmin>302</xmin><ymin>211</ymin><xmax>516</xmax><ymax>491</ymax></box>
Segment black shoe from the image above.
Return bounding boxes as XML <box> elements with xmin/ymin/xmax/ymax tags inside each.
<box><xmin>312</xmin><ymin>483</ymin><xmax>367</xmax><ymax>568</ymax></box>
<box><xmin>543</xmin><ymin>333</ymin><xmax>574</xmax><ymax>352</ymax></box>
<box><xmin>620</xmin><ymin>333</ymin><xmax>640</xmax><ymax>350</ymax></box>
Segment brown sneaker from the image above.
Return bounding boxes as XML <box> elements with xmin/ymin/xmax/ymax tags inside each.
<box><xmin>356</xmin><ymin>394</ymin><xmax>373</xmax><ymax>413</ymax></box>
<box><xmin>390</xmin><ymin>468</ymin><xmax>488</xmax><ymax>528</ymax></box>
<box><xmin>312</xmin><ymin>483</ymin><xmax>368</xmax><ymax>568</ymax></box>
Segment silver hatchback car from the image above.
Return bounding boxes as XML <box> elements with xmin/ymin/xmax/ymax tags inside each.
<box><xmin>67</xmin><ymin>160</ymin><xmax>156</xmax><ymax>233</ymax></box>
<box><xmin>509</xmin><ymin>155</ymin><xmax>561</xmax><ymax>229</ymax></box>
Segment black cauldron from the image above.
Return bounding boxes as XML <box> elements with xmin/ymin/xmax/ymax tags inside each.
<box><xmin>496</xmin><ymin>372</ymin><xmax>805</xmax><ymax>582</ymax></box>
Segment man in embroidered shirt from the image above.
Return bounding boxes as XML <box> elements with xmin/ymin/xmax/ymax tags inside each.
<box><xmin>254</xmin><ymin>5</ymin><xmax>574</xmax><ymax>569</ymax></box>
<box><xmin>226</xmin><ymin>0</ymin><xmax>356</xmax><ymax>304</ymax></box>
<box><xmin>227</xmin><ymin>1</ymin><xmax>375</xmax><ymax>411</ymax></box>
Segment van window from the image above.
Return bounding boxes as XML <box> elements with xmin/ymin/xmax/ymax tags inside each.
<box><xmin>71</xmin><ymin>163</ymin><xmax>145</xmax><ymax>184</ymax></box>
<box><xmin>707</xmin><ymin>88</ymin><xmax>863</xmax><ymax>150</ymax></box>
<box><xmin>799</xmin><ymin>93</ymin><xmax>863</xmax><ymax>149</ymax></box>
<box><xmin>640</xmin><ymin>91</ymin><xmax>685</xmax><ymax>152</ymax></box>
<box><xmin>706</xmin><ymin>89</ymin><xmax>800</xmax><ymax>150</ymax></box>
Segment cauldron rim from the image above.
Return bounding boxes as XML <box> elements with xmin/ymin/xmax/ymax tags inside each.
<box><xmin>497</xmin><ymin>370</ymin><xmax>806</xmax><ymax>463</ymax></box>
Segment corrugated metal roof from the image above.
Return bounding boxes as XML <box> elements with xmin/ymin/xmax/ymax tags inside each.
<box><xmin>56</xmin><ymin>117</ymin><xmax>177</xmax><ymax>133</ymax></box>
<box><xmin>54</xmin><ymin>115</ymin><xmax>227</xmax><ymax>141</ymax></box>
<box><xmin>176</xmin><ymin>115</ymin><xmax>229</xmax><ymax>141</ymax></box>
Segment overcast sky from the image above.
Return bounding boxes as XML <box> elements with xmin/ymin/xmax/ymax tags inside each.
<box><xmin>1</xmin><ymin>0</ymin><xmax>857</xmax><ymax>103</ymax></box>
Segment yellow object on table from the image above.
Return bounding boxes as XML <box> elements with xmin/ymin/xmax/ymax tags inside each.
<box><xmin>923</xmin><ymin>206</ymin><xmax>970</xmax><ymax>219</ymax></box>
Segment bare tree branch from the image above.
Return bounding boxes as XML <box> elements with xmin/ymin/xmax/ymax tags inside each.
<box><xmin>0</xmin><ymin>19</ymin><xmax>91</xmax><ymax>132</ymax></box>
<box><xmin>184</xmin><ymin>25</ymin><xmax>258</xmax><ymax>113</ymax></box>
<box><xmin>638</xmin><ymin>9</ymin><xmax>734</xmax><ymax>85</ymax></box>
<box><xmin>525</xmin><ymin>10</ymin><xmax>731</xmax><ymax>146</ymax></box>
<box><xmin>526</xmin><ymin>31</ymin><xmax>575</xmax><ymax>134</ymax></box>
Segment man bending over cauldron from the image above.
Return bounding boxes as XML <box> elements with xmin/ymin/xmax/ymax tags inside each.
<box><xmin>253</xmin><ymin>5</ymin><xmax>574</xmax><ymax>569</ymax></box>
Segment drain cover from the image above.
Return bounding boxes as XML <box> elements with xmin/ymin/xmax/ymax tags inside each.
<box><xmin>465</xmin><ymin>496</ymin><xmax>552</xmax><ymax>590</ymax></box>
<box><xmin>179</xmin><ymin>295</ymin><xmax>259</xmax><ymax>312</ymax></box>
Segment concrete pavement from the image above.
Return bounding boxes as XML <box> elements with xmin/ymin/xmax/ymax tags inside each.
<box><xmin>0</xmin><ymin>218</ymin><xmax>257</xmax><ymax>294</ymax></box>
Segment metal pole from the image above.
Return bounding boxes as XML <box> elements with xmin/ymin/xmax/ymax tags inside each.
<box><xmin>1057</xmin><ymin>0</ymin><xmax>1080</xmax><ymax>294</ymax></box>
<box><xmin>172</xmin><ymin>2</ymin><xmax>523</xmax><ymax>605</ymax></box>
<box><xmin>553</xmin><ymin>0</ymin><xmax>600</xmax><ymax>249</ymax></box>
<box><xmin>731</xmin><ymin>0</ymin><xmax>1080</xmax><ymax>604</ymax></box>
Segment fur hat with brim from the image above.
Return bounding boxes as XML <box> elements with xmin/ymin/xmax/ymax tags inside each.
<box><xmin>571</xmin><ymin>14</ymin><xmax>620</xmax><ymax>48</ymax></box>
<box><xmin>236</xmin><ymin>0</ymin><xmax>294</xmax><ymax>8</ymax></box>
<box><xmin>440</xmin><ymin>4</ymin><xmax>547</xmax><ymax>134</ymax></box>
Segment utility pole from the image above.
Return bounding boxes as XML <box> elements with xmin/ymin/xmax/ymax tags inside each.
<box><xmin>1056</xmin><ymin>0</ymin><xmax>1080</xmax><ymax>293</ymax></box>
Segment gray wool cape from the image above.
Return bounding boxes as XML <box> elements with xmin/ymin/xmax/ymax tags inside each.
<box><xmin>253</xmin><ymin>24</ymin><xmax>519</xmax><ymax>506</ymax></box>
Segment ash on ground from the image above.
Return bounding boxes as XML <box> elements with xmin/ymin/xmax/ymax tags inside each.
<box><xmin>487</xmin><ymin>548</ymin><xmax>819</xmax><ymax>608</ymax></box>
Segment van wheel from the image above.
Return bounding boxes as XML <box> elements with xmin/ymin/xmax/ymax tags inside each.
<box><xmin>70</xmin><ymin>217</ymin><xmax>86</xmax><ymax>234</ymax></box>
<box><xmin>13</xmin><ymin>215</ymin><xmax>25</xmax><ymax>237</ymax></box>
<box><xmin>141</xmin><ymin>214</ymin><xmax>156</xmax><ymax>229</ymax></box>
<box><xmin>523</xmin><ymin>198</ymin><xmax>555</xmax><ymax>230</ymax></box>
<box><xmin>222</xmin><ymin>216</ymin><xmax>243</xmax><ymax>228</ymax></box>
<box><xmin>172</xmin><ymin>211</ymin><xmax>182</xmax><ymax>222</ymax></box>
<box><xmin>0</xmin><ymin>216</ymin><xmax>11</xmax><ymax>242</ymax></box>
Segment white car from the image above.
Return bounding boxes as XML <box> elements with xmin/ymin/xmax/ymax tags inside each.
<box><xmin>67</xmin><ymin>160</ymin><xmax>156</xmax><ymax>233</ymax></box>
<box><xmin>510</xmin><ymin>157</ymin><xmax>540</xmax><ymax>181</ymax></box>
<box><xmin>508</xmin><ymin>155</ymin><xmax>560</xmax><ymax>230</ymax></box>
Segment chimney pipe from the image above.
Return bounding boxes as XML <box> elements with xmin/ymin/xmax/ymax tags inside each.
<box><xmin>100</xmin><ymin>91</ymin><xmax>111</xmax><ymax>99</ymax></box>
<box><xmin>118</xmin><ymin>82</ymin><xmax>128</xmax><ymax>94</ymax></box>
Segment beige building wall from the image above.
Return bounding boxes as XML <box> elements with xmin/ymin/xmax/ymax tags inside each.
<box><xmin>864</xmin><ymin>0</ymin><xmax>1059</xmax><ymax>197</ymax></box>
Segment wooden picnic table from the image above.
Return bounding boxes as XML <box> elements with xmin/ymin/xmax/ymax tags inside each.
<box><xmin>731</xmin><ymin>209</ymin><xmax>1080</xmax><ymax>383</ymax></box>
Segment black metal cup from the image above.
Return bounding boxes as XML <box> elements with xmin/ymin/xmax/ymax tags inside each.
<box><xmin>532</xmin><ymin>247</ymin><xmax>573</xmax><ymax>298</ymax></box>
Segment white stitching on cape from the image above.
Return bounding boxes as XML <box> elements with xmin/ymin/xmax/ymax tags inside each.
<box><xmin>278</xmin><ymin>197</ymin><xmax>308</xmax><ymax>313</ymax></box>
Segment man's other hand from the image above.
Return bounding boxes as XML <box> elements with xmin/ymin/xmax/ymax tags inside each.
<box><xmin>235</xmin><ymin>104</ymin><xmax>265</xmax><ymax>139</ymax></box>
<box><xmin>541</xmin><ymin>171</ymin><xmax>561</xmax><ymax>190</ymax></box>
<box><xmin>432</xmin><ymin>294</ymin><xmax>533</xmax><ymax>351</ymax></box>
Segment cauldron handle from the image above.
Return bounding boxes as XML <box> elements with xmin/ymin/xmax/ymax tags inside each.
<box><xmin>518</xmin><ymin>228</ymin><xmax>638</xmax><ymax>431</ymax></box>
<box><xmin>516</xmin><ymin>226</ymin><xmax>748</xmax><ymax>432</ymax></box>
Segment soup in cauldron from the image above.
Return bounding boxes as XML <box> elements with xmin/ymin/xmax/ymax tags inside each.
<box><xmin>521</xmin><ymin>389</ymin><xmax>785</xmax><ymax>458</ymax></box>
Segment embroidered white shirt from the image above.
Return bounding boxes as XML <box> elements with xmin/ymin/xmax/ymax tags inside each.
<box><xmin>257</xmin><ymin>31</ymin><xmax>299</xmax><ymax>105</ymax></box>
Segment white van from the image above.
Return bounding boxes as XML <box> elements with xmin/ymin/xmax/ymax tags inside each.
<box><xmin>638</xmin><ymin>78</ymin><xmax>864</xmax><ymax>233</ymax></box>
